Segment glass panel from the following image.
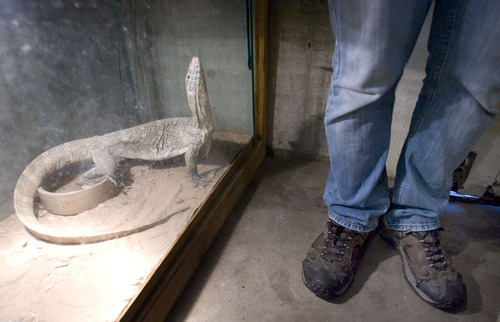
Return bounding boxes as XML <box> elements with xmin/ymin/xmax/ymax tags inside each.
<box><xmin>0</xmin><ymin>0</ymin><xmax>253</xmax><ymax>320</ymax></box>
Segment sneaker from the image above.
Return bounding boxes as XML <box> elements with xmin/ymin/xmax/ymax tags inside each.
<box><xmin>302</xmin><ymin>220</ymin><xmax>370</xmax><ymax>300</ymax></box>
<box><xmin>379</xmin><ymin>225</ymin><xmax>465</xmax><ymax>311</ymax></box>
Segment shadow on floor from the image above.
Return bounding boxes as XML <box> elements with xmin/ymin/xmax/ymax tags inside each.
<box><xmin>168</xmin><ymin>157</ymin><xmax>500</xmax><ymax>321</ymax></box>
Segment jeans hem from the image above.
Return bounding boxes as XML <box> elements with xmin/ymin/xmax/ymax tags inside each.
<box><xmin>382</xmin><ymin>216</ymin><xmax>440</xmax><ymax>232</ymax></box>
<box><xmin>328</xmin><ymin>210</ymin><xmax>377</xmax><ymax>233</ymax></box>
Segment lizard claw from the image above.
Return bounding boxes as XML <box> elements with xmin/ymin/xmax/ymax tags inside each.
<box><xmin>82</xmin><ymin>169</ymin><xmax>115</xmax><ymax>187</ymax></box>
<box><xmin>188</xmin><ymin>170</ymin><xmax>210</xmax><ymax>187</ymax></box>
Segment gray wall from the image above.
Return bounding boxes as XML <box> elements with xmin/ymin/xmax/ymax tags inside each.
<box><xmin>266</xmin><ymin>0</ymin><xmax>500</xmax><ymax>195</ymax></box>
<box><xmin>0</xmin><ymin>0</ymin><xmax>252</xmax><ymax>207</ymax></box>
<box><xmin>267</xmin><ymin>0</ymin><xmax>332</xmax><ymax>160</ymax></box>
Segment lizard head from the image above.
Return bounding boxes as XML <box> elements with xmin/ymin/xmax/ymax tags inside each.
<box><xmin>185</xmin><ymin>56</ymin><xmax>212</xmax><ymax>130</ymax></box>
<box><xmin>185</xmin><ymin>56</ymin><xmax>202</xmax><ymax>95</ymax></box>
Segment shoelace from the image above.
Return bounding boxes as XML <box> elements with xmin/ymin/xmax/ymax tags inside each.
<box><xmin>321</xmin><ymin>221</ymin><xmax>356</xmax><ymax>262</ymax></box>
<box><xmin>408</xmin><ymin>229</ymin><xmax>448</xmax><ymax>270</ymax></box>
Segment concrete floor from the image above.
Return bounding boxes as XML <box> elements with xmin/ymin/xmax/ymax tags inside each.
<box><xmin>168</xmin><ymin>157</ymin><xmax>500</xmax><ymax>321</ymax></box>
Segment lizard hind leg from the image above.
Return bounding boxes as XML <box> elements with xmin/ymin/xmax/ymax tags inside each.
<box><xmin>83</xmin><ymin>148</ymin><xmax>116</xmax><ymax>185</ymax></box>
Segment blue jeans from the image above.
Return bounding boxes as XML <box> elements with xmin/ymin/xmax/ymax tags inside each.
<box><xmin>324</xmin><ymin>0</ymin><xmax>500</xmax><ymax>232</ymax></box>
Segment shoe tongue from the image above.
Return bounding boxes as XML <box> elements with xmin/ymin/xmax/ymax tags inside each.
<box><xmin>413</xmin><ymin>230</ymin><xmax>438</xmax><ymax>244</ymax></box>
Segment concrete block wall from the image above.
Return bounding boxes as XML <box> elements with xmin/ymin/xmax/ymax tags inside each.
<box><xmin>266</xmin><ymin>0</ymin><xmax>499</xmax><ymax>196</ymax></box>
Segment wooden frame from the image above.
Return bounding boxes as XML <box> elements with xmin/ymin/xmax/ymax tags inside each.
<box><xmin>119</xmin><ymin>0</ymin><xmax>268</xmax><ymax>320</ymax></box>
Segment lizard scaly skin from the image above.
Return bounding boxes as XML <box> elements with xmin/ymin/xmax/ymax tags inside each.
<box><xmin>13</xmin><ymin>56</ymin><xmax>213</xmax><ymax>244</ymax></box>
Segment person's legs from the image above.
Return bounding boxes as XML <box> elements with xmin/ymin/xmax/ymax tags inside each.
<box><xmin>381</xmin><ymin>0</ymin><xmax>500</xmax><ymax>310</ymax></box>
<box><xmin>323</xmin><ymin>0</ymin><xmax>432</xmax><ymax>232</ymax></box>
<box><xmin>303</xmin><ymin>0</ymin><xmax>431</xmax><ymax>299</ymax></box>
<box><xmin>386</xmin><ymin>0</ymin><xmax>500</xmax><ymax>231</ymax></box>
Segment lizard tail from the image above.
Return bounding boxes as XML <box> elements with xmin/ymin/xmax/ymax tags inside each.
<box><xmin>13</xmin><ymin>138</ymin><xmax>94</xmax><ymax>243</ymax></box>
<box><xmin>13</xmin><ymin>138</ymin><xmax>190</xmax><ymax>244</ymax></box>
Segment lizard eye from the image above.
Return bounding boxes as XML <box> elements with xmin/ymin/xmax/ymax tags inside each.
<box><xmin>187</xmin><ymin>75</ymin><xmax>190</xmax><ymax>79</ymax></box>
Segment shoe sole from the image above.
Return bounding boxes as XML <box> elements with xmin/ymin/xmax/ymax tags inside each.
<box><xmin>301</xmin><ymin>268</ymin><xmax>354</xmax><ymax>300</ymax></box>
<box><xmin>378</xmin><ymin>226</ymin><xmax>464</xmax><ymax>310</ymax></box>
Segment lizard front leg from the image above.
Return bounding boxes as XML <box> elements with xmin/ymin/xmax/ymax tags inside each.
<box><xmin>185</xmin><ymin>146</ymin><xmax>208</xmax><ymax>187</ymax></box>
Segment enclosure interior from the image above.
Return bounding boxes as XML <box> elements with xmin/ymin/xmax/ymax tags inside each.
<box><xmin>0</xmin><ymin>1</ymin><xmax>254</xmax><ymax>320</ymax></box>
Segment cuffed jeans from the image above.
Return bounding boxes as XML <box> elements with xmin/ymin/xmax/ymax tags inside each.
<box><xmin>324</xmin><ymin>0</ymin><xmax>500</xmax><ymax>232</ymax></box>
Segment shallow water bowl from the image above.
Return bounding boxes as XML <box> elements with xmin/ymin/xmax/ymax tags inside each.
<box><xmin>37</xmin><ymin>178</ymin><xmax>115</xmax><ymax>215</ymax></box>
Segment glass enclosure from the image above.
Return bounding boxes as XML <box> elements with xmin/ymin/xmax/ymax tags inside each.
<box><xmin>0</xmin><ymin>0</ymin><xmax>254</xmax><ymax>320</ymax></box>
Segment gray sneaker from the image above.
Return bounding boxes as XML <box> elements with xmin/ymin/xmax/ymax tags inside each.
<box><xmin>379</xmin><ymin>225</ymin><xmax>465</xmax><ymax>311</ymax></box>
<box><xmin>302</xmin><ymin>220</ymin><xmax>370</xmax><ymax>300</ymax></box>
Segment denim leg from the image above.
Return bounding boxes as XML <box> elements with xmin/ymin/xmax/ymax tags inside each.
<box><xmin>385</xmin><ymin>0</ymin><xmax>500</xmax><ymax>231</ymax></box>
<box><xmin>324</xmin><ymin>0</ymin><xmax>432</xmax><ymax>232</ymax></box>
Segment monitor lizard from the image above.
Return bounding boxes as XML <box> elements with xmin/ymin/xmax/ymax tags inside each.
<box><xmin>13</xmin><ymin>56</ymin><xmax>213</xmax><ymax>244</ymax></box>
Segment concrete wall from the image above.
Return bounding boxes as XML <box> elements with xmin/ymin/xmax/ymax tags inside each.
<box><xmin>0</xmin><ymin>0</ymin><xmax>252</xmax><ymax>208</ymax></box>
<box><xmin>267</xmin><ymin>0</ymin><xmax>332</xmax><ymax>160</ymax></box>
<box><xmin>266</xmin><ymin>0</ymin><xmax>500</xmax><ymax>196</ymax></box>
